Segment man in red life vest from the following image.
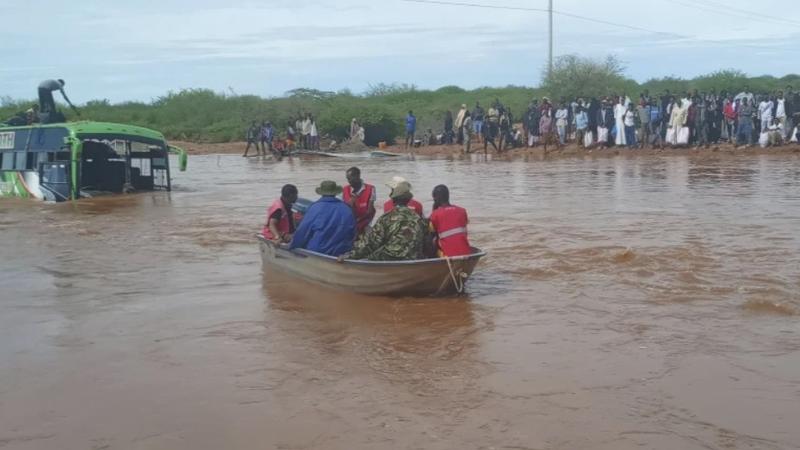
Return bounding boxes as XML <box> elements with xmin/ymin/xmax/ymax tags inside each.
<box><xmin>262</xmin><ymin>184</ymin><xmax>299</xmax><ymax>243</ymax></box>
<box><xmin>343</xmin><ymin>167</ymin><xmax>376</xmax><ymax>235</ymax></box>
<box><xmin>429</xmin><ymin>184</ymin><xmax>472</xmax><ymax>257</ymax></box>
<box><xmin>383</xmin><ymin>176</ymin><xmax>424</xmax><ymax>217</ymax></box>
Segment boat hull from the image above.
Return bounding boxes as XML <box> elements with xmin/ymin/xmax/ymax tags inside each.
<box><xmin>258</xmin><ymin>236</ymin><xmax>485</xmax><ymax>296</ymax></box>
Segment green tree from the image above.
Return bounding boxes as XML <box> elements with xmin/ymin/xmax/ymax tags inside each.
<box><xmin>540</xmin><ymin>55</ymin><xmax>636</xmax><ymax>101</ymax></box>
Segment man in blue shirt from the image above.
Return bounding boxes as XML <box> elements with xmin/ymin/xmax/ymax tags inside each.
<box><xmin>648</xmin><ymin>100</ymin><xmax>662</xmax><ymax>148</ymax></box>
<box><xmin>290</xmin><ymin>180</ymin><xmax>355</xmax><ymax>256</ymax></box>
<box><xmin>404</xmin><ymin>110</ymin><xmax>416</xmax><ymax>149</ymax></box>
<box><xmin>260</xmin><ymin>122</ymin><xmax>274</xmax><ymax>156</ymax></box>
<box><xmin>575</xmin><ymin>107</ymin><xmax>589</xmax><ymax>148</ymax></box>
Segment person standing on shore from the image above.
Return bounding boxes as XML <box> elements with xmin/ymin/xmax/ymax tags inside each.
<box><xmin>472</xmin><ymin>102</ymin><xmax>484</xmax><ymax>143</ymax></box>
<box><xmin>758</xmin><ymin>96</ymin><xmax>774</xmax><ymax>137</ymax></box>
<box><xmin>667</xmin><ymin>99</ymin><xmax>688</xmax><ymax>147</ymax></box>
<box><xmin>586</xmin><ymin>98</ymin><xmax>599</xmax><ymax>147</ymax></box>
<box><xmin>540</xmin><ymin>106</ymin><xmax>558</xmax><ymax>153</ymax></box>
<box><xmin>624</xmin><ymin>103</ymin><xmax>637</xmax><ymax>148</ymax></box>
<box><xmin>244</xmin><ymin>121</ymin><xmax>260</xmax><ymax>157</ymax></box>
<box><xmin>444</xmin><ymin>110</ymin><xmax>454</xmax><ymax>145</ymax></box>
<box><xmin>455</xmin><ymin>104</ymin><xmax>467</xmax><ymax>145</ymax></box>
<box><xmin>785</xmin><ymin>86</ymin><xmax>797</xmax><ymax>138</ymax></box>
<box><xmin>737</xmin><ymin>98</ymin><xmax>754</xmax><ymax>148</ymax></box>
<box><xmin>555</xmin><ymin>102</ymin><xmax>569</xmax><ymax>145</ymax></box>
<box><xmin>260</xmin><ymin>121</ymin><xmax>274</xmax><ymax>156</ymax></box>
<box><xmin>286</xmin><ymin>121</ymin><xmax>297</xmax><ymax>150</ymax></box>
<box><xmin>525</xmin><ymin>100</ymin><xmax>541</xmax><ymax>147</ymax></box>
<box><xmin>614</xmin><ymin>96</ymin><xmax>629</xmax><ymax>147</ymax></box>
<box><xmin>309</xmin><ymin>115</ymin><xmax>319</xmax><ymax>150</ymax></box>
<box><xmin>686</xmin><ymin>98</ymin><xmax>698</xmax><ymax>146</ymax></box>
<box><xmin>484</xmin><ymin>104</ymin><xmax>500</xmax><ymax>153</ymax></box>
<box><xmin>775</xmin><ymin>92</ymin><xmax>787</xmax><ymax>139</ymax></box>
<box><xmin>462</xmin><ymin>111</ymin><xmax>473</xmax><ymax>154</ymax></box>
<box><xmin>649</xmin><ymin>100</ymin><xmax>663</xmax><ymax>148</ymax></box>
<box><xmin>350</xmin><ymin>118</ymin><xmax>359</xmax><ymax>141</ymax></box>
<box><xmin>597</xmin><ymin>99</ymin><xmax>612</xmax><ymax>149</ymax></box>
<box><xmin>723</xmin><ymin>96</ymin><xmax>737</xmax><ymax>143</ymax></box>
<box><xmin>637</xmin><ymin>99</ymin><xmax>651</xmax><ymax>148</ymax></box>
<box><xmin>405</xmin><ymin>110</ymin><xmax>417</xmax><ymax>149</ymax></box>
<box><xmin>575</xmin><ymin>106</ymin><xmax>589</xmax><ymax>148</ymax></box>
<box><xmin>301</xmin><ymin>114</ymin><xmax>312</xmax><ymax>150</ymax></box>
<box><xmin>295</xmin><ymin>116</ymin><xmax>304</xmax><ymax>149</ymax></box>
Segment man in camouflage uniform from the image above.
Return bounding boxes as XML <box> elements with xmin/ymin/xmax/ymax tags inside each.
<box><xmin>344</xmin><ymin>181</ymin><xmax>427</xmax><ymax>261</ymax></box>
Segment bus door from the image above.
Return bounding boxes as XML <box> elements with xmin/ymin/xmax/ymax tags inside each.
<box><xmin>39</xmin><ymin>161</ymin><xmax>71</xmax><ymax>201</ymax></box>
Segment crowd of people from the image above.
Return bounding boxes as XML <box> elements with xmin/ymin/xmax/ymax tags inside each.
<box><xmin>260</xmin><ymin>167</ymin><xmax>472</xmax><ymax>262</ymax></box>
<box><xmin>406</xmin><ymin>86</ymin><xmax>800</xmax><ymax>154</ymax></box>
<box><xmin>244</xmin><ymin>114</ymin><xmax>368</xmax><ymax>157</ymax></box>
<box><xmin>244</xmin><ymin>113</ymin><xmax>319</xmax><ymax>157</ymax></box>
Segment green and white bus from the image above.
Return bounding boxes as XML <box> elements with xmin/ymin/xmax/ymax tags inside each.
<box><xmin>0</xmin><ymin>121</ymin><xmax>187</xmax><ymax>202</ymax></box>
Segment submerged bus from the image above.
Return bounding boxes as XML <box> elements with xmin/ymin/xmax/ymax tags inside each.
<box><xmin>0</xmin><ymin>121</ymin><xmax>187</xmax><ymax>202</ymax></box>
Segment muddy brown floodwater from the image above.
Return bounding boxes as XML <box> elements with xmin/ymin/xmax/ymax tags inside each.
<box><xmin>1</xmin><ymin>153</ymin><xmax>799</xmax><ymax>450</ymax></box>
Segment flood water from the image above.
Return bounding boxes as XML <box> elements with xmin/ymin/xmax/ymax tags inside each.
<box><xmin>1</xmin><ymin>152</ymin><xmax>799</xmax><ymax>450</ymax></box>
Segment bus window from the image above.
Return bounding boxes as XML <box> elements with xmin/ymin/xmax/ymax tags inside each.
<box><xmin>14</xmin><ymin>152</ymin><xmax>26</xmax><ymax>170</ymax></box>
<box><xmin>27</xmin><ymin>153</ymin><xmax>38</xmax><ymax>170</ymax></box>
<box><xmin>1</xmin><ymin>152</ymin><xmax>13</xmax><ymax>170</ymax></box>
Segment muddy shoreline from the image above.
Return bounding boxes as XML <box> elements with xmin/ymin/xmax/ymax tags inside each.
<box><xmin>173</xmin><ymin>139</ymin><xmax>800</xmax><ymax>161</ymax></box>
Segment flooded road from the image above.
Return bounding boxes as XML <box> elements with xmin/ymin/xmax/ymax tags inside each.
<box><xmin>1</xmin><ymin>153</ymin><xmax>799</xmax><ymax>450</ymax></box>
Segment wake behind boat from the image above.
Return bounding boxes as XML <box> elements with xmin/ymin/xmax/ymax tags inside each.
<box><xmin>258</xmin><ymin>235</ymin><xmax>485</xmax><ymax>297</ymax></box>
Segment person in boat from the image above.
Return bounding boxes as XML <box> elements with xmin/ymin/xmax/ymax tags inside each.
<box><xmin>289</xmin><ymin>180</ymin><xmax>355</xmax><ymax>256</ymax></box>
<box><xmin>262</xmin><ymin>184</ymin><xmax>298</xmax><ymax>243</ymax></box>
<box><xmin>429</xmin><ymin>184</ymin><xmax>472</xmax><ymax>257</ymax></box>
<box><xmin>342</xmin><ymin>181</ymin><xmax>427</xmax><ymax>261</ymax></box>
<box><xmin>343</xmin><ymin>167</ymin><xmax>376</xmax><ymax>235</ymax></box>
<box><xmin>38</xmin><ymin>79</ymin><xmax>78</xmax><ymax>124</ymax></box>
<box><xmin>383</xmin><ymin>176</ymin><xmax>423</xmax><ymax>217</ymax></box>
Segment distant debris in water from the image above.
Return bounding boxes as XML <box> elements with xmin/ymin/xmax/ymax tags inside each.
<box><xmin>741</xmin><ymin>299</ymin><xmax>797</xmax><ymax>316</ymax></box>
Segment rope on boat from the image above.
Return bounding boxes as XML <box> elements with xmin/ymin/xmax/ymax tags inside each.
<box><xmin>445</xmin><ymin>256</ymin><xmax>468</xmax><ymax>294</ymax></box>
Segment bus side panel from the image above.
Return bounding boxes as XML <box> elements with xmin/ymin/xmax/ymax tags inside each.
<box><xmin>0</xmin><ymin>171</ymin><xmax>32</xmax><ymax>199</ymax></box>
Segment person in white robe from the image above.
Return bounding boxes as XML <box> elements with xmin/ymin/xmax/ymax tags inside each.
<box><xmin>758</xmin><ymin>97</ymin><xmax>774</xmax><ymax>134</ymax></box>
<box><xmin>613</xmin><ymin>96</ymin><xmax>630</xmax><ymax>146</ymax></box>
<box><xmin>667</xmin><ymin>99</ymin><xmax>688</xmax><ymax>146</ymax></box>
<box><xmin>454</xmin><ymin>104</ymin><xmax>468</xmax><ymax>144</ymax></box>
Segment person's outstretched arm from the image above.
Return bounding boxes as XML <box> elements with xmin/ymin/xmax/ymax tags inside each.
<box><xmin>60</xmin><ymin>89</ymin><xmax>79</xmax><ymax>114</ymax></box>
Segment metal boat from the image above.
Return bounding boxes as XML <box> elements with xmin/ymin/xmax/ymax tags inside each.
<box><xmin>258</xmin><ymin>235</ymin><xmax>485</xmax><ymax>297</ymax></box>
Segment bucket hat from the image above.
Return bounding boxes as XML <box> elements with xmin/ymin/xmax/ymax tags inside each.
<box><xmin>315</xmin><ymin>180</ymin><xmax>343</xmax><ymax>196</ymax></box>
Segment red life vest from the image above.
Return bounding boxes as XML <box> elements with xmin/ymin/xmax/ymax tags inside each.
<box><xmin>343</xmin><ymin>183</ymin><xmax>375</xmax><ymax>233</ymax></box>
<box><xmin>262</xmin><ymin>198</ymin><xmax>292</xmax><ymax>240</ymax></box>
<box><xmin>383</xmin><ymin>198</ymin><xmax>424</xmax><ymax>217</ymax></box>
<box><xmin>429</xmin><ymin>204</ymin><xmax>471</xmax><ymax>257</ymax></box>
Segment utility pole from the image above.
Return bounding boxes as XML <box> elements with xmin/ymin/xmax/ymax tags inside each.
<box><xmin>548</xmin><ymin>0</ymin><xmax>553</xmax><ymax>77</ymax></box>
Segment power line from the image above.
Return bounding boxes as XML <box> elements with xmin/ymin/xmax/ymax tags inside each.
<box><xmin>689</xmin><ymin>0</ymin><xmax>800</xmax><ymax>27</ymax></box>
<box><xmin>401</xmin><ymin>0</ymin><xmax>678</xmax><ymax>36</ymax></box>
<box><xmin>664</xmin><ymin>0</ymin><xmax>800</xmax><ymax>28</ymax></box>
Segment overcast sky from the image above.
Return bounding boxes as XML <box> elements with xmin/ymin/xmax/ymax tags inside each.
<box><xmin>1</xmin><ymin>0</ymin><xmax>798</xmax><ymax>103</ymax></box>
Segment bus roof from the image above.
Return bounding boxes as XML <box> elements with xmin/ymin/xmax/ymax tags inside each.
<box><xmin>1</xmin><ymin>121</ymin><xmax>166</xmax><ymax>142</ymax></box>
